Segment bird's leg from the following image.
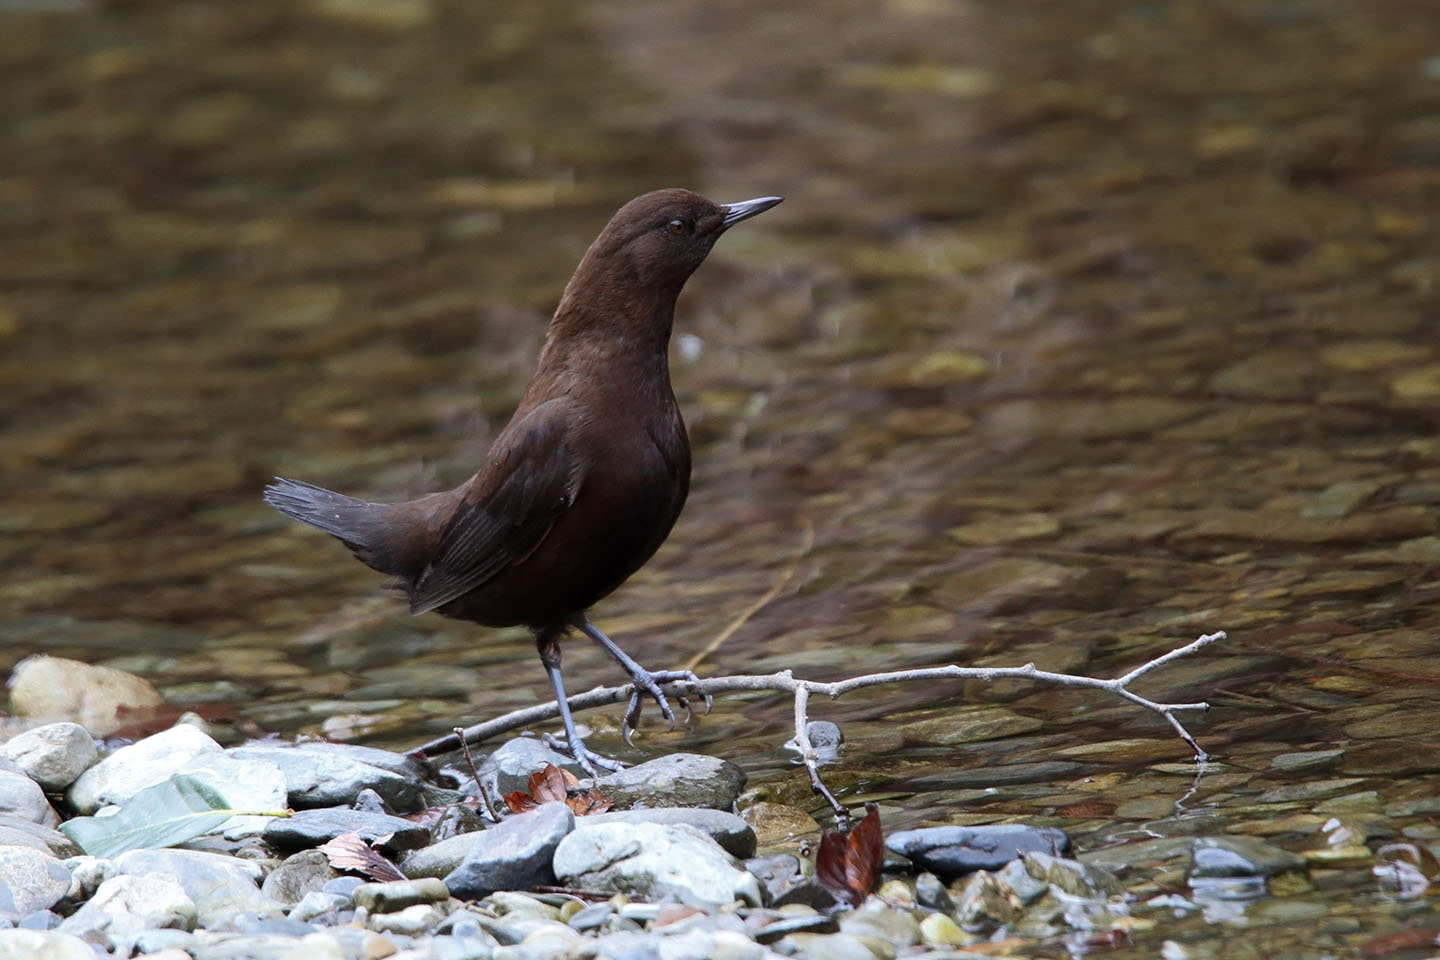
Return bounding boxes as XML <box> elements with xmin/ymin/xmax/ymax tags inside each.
<box><xmin>576</xmin><ymin>617</ymin><xmax>713</xmax><ymax>746</ymax></box>
<box><xmin>536</xmin><ymin>630</ymin><xmax>623</xmax><ymax>776</ymax></box>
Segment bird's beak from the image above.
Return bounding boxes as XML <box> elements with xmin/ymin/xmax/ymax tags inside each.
<box><xmin>720</xmin><ymin>196</ymin><xmax>783</xmax><ymax>228</ymax></box>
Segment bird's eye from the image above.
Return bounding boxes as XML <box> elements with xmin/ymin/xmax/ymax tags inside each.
<box><xmin>667</xmin><ymin>219</ymin><xmax>688</xmax><ymax>236</ymax></box>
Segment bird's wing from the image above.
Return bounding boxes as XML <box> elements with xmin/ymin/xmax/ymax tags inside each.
<box><xmin>408</xmin><ymin>400</ymin><xmax>581</xmax><ymax>615</ymax></box>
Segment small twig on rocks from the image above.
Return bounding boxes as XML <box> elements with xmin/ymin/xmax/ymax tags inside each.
<box><xmin>454</xmin><ymin>726</ymin><xmax>498</xmax><ymax>822</ymax></box>
<box><xmin>412</xmin><ymin>631</ymin><xmax>1226</xmax><ymax>819</ymax></box>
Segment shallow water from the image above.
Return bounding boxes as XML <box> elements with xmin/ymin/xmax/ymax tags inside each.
<box><xmin>3</xmin><ymin>0</ymin><xmax>1440</xmax><ymax>954</ymax></box>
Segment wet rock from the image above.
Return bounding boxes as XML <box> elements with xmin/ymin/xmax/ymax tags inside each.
<box><xmin>229</xmin><ymin>743</ymin><xmax>422</xmax><ymax>812</ymax></box>
<box><xmin>588</xmin><ymin>754</ymin><xmax>747</xmax><ymax>810</ymax></box>
<box><xmin>0</xmin><ymin>930</ymin><xmax>98</xmax><ymax>960</ymax></box>
<box><xmin>995</xmin><ymin>858</ymin><xmax>1047</xmax><ymax>904</ymax></box>
<box><xmin>553</xmin><ymin>821</ymin><xmax>763</xmax><ymax>906</ymax></box>
<box><xmin>442</xmin><ymin>802</ymin><xmax>573</xmax><ymax>900</ymax></box>
<box><xmin>954</xmin><ymin>870</ymin><xmax>1024</xmax><ymax>931</ymax></box>
<box><xmin>7</xmin><ymin>655</ymin><xmax>165</xmax><ymax>737</ymax></box>
<box><xmin>920</xmin><ymin>912</ymin><xmax>969</xmax><ymax>946</ymax></box>
<box><xmin>772</xmin><ymin>880</ymin><xmax>844</xmax><ymax>913</ymax></box>
<box><xmin>781</xmin><ymin>931</ymin><xmax>880</xmax><ymax>960</ymax></box>
<box><xmin>1023</xmin><ymin>851</ymin><xmax>1124</xmax><ymax>897</ymax></box>
<box><xmin>740</xmin><ymin>802</ymin><xmax>821</xmax><ymax>847</ymax></box>
<box><xmin>1191</xmin><ymin>836</ymin><xmax>1305</xmax><ymax>877</ymax></box>
<box><xmin>259</xmin><ymin>850</ymin><xmax>338</xmax><ymax>906</ymax></box>
<box><xmin>1268</xmin><ymin>749</ymin><xmax>1344</xmax><ymax>772</ymax></box>
<box><xmin>838</xmin><ymin>898</ymin><xmax>919</xmax><ymax>946</ymax></box>
<box><xmin>0</xmin><ymin>723</ymin><xmax>96</xmax><ymax>791</ymax></box>
<box><xmin>473</xmin><ymin>738</ymin><xmax>588</xmax><ymax>799</ymax></box>
<box><xmin>66</xmin><ymin>723</ymin><xmax>222</xmax><ymax>814</ymax></box>
<box><xmin>884</xmin><ymin>824</ymin><xmax>1069</xmax><ymax>879</ymax></box>
<box><xmin>111</xmin><ymin>848</ymin><xmax>279</xmax><ymax>926</ymax></box>
<box><xmin>353</xmin><ymin>877</ymin><xmax>450</xmax><ymax>913</ymax></box>
<box><xmin>753</xmin><ymin>913</ymin><xmax>839</xmax><ymax>943</ymax></box>
<box><xmin>586</xmin><ymin>808</ymin><xmax>756</xmax><ymax>858</ymax></box>
<box><xmin>913</xmin><ymin>872</ymin><xmax>954</xmax><ymax>912</ymax></box>
<box><xmin>0</xmin><ymin>769</ymin><xmax>57</xmax><ymax>827</ymax></box>
<box><xmin>58</xmin><ymin>874</ymin><xmax>196</xmax><ymax>948</ymax></box>
<box><xmin>261</xmin><ymin>806</ymin><xmax>430</xmax><ymax>853</ymax></box>
<box><xmin>1078</xmin><ymin>836</ymin><xmax>1193</xmax><ymax>873</ymax></box>
<box><xmin>0</xmin><ymin>846</ymin><xmax>70</xmax><ymax>915</ymax></box>
<box><xmin>0</xmin><ymin>814</ymin><xmax>79</xmax><ymax>857</ymax></box>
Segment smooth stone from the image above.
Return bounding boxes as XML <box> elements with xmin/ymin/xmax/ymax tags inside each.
<box><xmin>0</xmin><ymin>930</ymin><xmax>98</xmax><ymax>960</ymax></box>
<box><xmin>188</xmin><ymin>931</ymin><xmax>351</xmax><ymax>960</ymax></box>
<box><xmin>0</xmin><ymin>770</ymin><xmax>57</xmax><ymax>828</ymax></box>
<box><xmin>66</xmin><ymin>723</ymin><xmax>223</xmax><ymax>814</ymax></box>
<box><xmin>368</xmin><ymin>902</ymin><xmax>443</xmax><ymax>935</ymax></box>
<box><xmin>0</xmin><ymin>723</ymin><xmax>96</xmax><ymax>791</ymax></box>
<box><xmin>754</xmin><ymin>914</ymin><xmax>839</xmax><ymax>943</ymax></box>
<box><xmin>402</xmin><ymin>830</ymin><xmax>486</xmax><ymax>880</ymax></box>
<box><xmin>261</xmin><ymin>806</ymin><xmax>431</xmax><ymax>853</ymax></box>
<box><xmin>260</xmin><ymin>850</ymin><xmax>338</xmax><ymax>906</ymax></box>
<box><xmin>229</xmin><ymin>744</ymin><xmax>422</xmax><ymax>812</ymax></box>
<box><xmin>321</xmin><ymin>876</ymin><xmax>365</xmax><ymax>898</ymax></box>
<box><xmin>744</xmin><ymin>854</ymin><xmax>802</xmax><ymax>903</ymax></box>
<box><xmin>353</xmin><ymin>877</ymin><xmax>451</xmax><ymax>913</ymax></box>
<box><xmin>6</xmin><ymin>655</ymin><xmax>165</xmax><ymax>737</ymax></box>
<box><xmin>996</xmin><ymin>858</ymin><xmax>1048</xmax><ymax>904</ymax></box>
<box><xmin>553</xmin><ymin>821</ymin><xmax>762</xmax><ymax>906</ymax></box>
<box><xmin>293</xmin><ymin>742</ymin><xmax>426</xmax><ymax>780</ymax></box>
<box><xmin>919</xmin><ymin>912</ymin><xmax>969</xmax><ymax>947</ymax></box>
<box><xmin>585</xmin><ymin>808</ymin><xmax>756</xmax><ymax>858</ymax></box>
<box><xmin>474</xmin><ymin>739</ymin><xmax>588</xmax><ymax>799</ymax></box>
<box><xmin>588</xmin><ymin>754</ymin><xmax>747</xmax><ymax>811</ymax></box>
<box><xmin>0</xmin><ymin>815</ymin><xmax>78</xmax><ymax>858</ymax></box>
<box><xmin>781</xmin><ymin>931</ymin><xmax>879</xmax><ymax>960</ymax></box>
<box><xmin>178</xmin><ymin>752</ymin><xmax>290</xmax><ymax>839</ymax></box>
<box><xmin>287</xmin><ymin>891</ymin><xmax>352</xmax><ymax>924</ymax></box>
<box><xmin>0</xmin><ymin>847</ymin><xmax>69</xmax><ymax>916</ymax></box>
<box><xmin>17</xmin><ymin>910</ymin><xmax>61</xmax><ymax>931</ymax></box>
<box><xmin>111</xmin><ymin>848</ymin><xmax>279</xmax><ymax>926</ymax></box>
<box><xmin>443</xmin><ymin>803</ymin><xmax>573</xmax><ymax>900</ymax></box>
<box><xmin>838</xmin><ymin>899</ymin><xmax>919</xmax><ymax>946</ymax></box>
<box><xmin>885</xmin><ymin>825</ymin><xmax>1069</xmax><ymax>879</ymax></box>
<box><xmin>772</xmin><ymin>881</ymin><xmax>843</xmax><ymax>913</ymax></box>
<box><xmin>1191</xmin><ymin>837</ymin><xmax>1305</xmax><ymax>878</ymax></box>
<box><xmin>953</xmin><ymin>871</ymin><xmax>1024</xmax><ymax>931</ymax></box>
<box><xmin>58</xmin><ymin>874</ymin><xmax>196</xmax><ymax>949</ymax></box>
<box><xmin>914</xmin><ymin>872</ymin><xmax>954</xmax><ymax>912</ymax></box>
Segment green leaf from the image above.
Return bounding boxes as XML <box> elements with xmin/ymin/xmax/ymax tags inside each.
<box><xmin>59</xmin><ymin>774</ymin><xmax>257</xmax><ymax>858</ymax></box>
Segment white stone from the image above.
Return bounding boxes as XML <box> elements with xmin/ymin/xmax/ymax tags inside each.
<box><xmin>0</xmin><ymin>722</ymin><xmax>97</xmax><ymax>791</ymax></box>
<box><xmin>553</xmin><ymin>821</ymin><xmax>762</xmax><ymax>907</ymax></box>
<box><xmin>66</xmin><ymin>723</ymin><xmax>222</xmax><ymax>814</ymax></box>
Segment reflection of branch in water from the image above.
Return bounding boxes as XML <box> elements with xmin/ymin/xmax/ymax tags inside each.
<box><xmin>413</xmin><ymin>631</ymin><xmax>1226</xmax><ymax>822</ymax></box>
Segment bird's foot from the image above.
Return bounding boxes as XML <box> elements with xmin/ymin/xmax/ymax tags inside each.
<box><xmin>620</xmin><ymin>668</ymin><xmax>713</xmax><ymax>747</ymax></box>
<box><xmin>542</xmin><ymin>731</ymin><xmax>625</xmax><ymax>777</ymax></box>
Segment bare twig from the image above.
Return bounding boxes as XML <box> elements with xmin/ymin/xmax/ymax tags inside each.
<box><xmin>454</xmin><ymin>726</ymin><xmax>498</xmax><ymax>822</ymax></box>
<box><xmin>411</xmin><ymin>631</ymin><xmax>1227</xmax><ymax>815</ymax></box>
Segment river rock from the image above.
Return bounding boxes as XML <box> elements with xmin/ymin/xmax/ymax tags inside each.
<box><xmin>111</xmin><ymin>848</ymin><xmax>279</xmax><ymax>926</ymax></box>
<box><xmin>553</xmin><ymin>821</ymin><xmax>762</xmax><ymax>906</ymax></box>
<box><xmin>443</xmin><ymin>802</ymin><xmax>573</xmax><ymax>899</ymax></box>
<box><xmin>0</xmin><ymin>723</ymin><xmax>96</xmax><ymax>791</ymax></box>
<box><xmin>401</xmin><ymin>830</ymin><xmax>484</xmax><ymax>880</ymax></box>
<box><xmin>885</xmin><ymin>824</ymin><xmax>1069</xmax><ymax>879</ymax></box>
<box><xmin>473</xmin><ymin>738</ymin><xmax>588</xmax><ymax>798</ymax></box>
<box><xmin>261</xmin><ymin>806</ymin><xmax>431</xmax><ymax>852</ymax></box>
<box><xmin>228</xmin><ymin>744</ymin><xmax>422</xmax><ymax>812</ymax></box>
<box><xmin>1191</xmin><ymin>836</ymin><xmax>1306</xmax><ymax>877</ymax></box>
<box><xmin>58</xmin><ymin>874</ymin><xmax>196</xmax><ymax>951</ymax></box>
<box><xmin>66</xmin><ymin>723</ymin><xmax>223</xmax><ymax>814</ymax></box>
<box><xmin>584</xmin><ymin>807</ymin><xmax>756</xmax><ymax>858</ymax></box>
<box><xmin>0</xmin><ymin>814</ymin><xmax>79</xmax><ymax>857</ymax></box>
<box><xmin>0</xmin><ymin>768</ymin><xmax>57</xmax><ymax>827</ymax></box>
<box><xmin>0</xmin><ymin>845</ymin><xmax>70</xmax><ymax>915</ymax></box>
<box><xmin>6</xmin><ymin>655</ymin><xmax>165</xmax><ymax>737</ymax></box>
<box><xmin>260</xmin><ymin>851</ymin><xmax>338</xmax><ymax>906</ymax></box>
<box><xmin>0</xmin><ymin>929</ymin><xmax>98</xmax><ymax>960</ymax></box>
<box><xmin>353</xmin><ymin>877</ymin><xmax>450</xmax><ymax>913</ymax></box>
<box><xmin>588</xmin><ymin>754</ymin><xmax>747</xmax><ymax>810</ymax></box>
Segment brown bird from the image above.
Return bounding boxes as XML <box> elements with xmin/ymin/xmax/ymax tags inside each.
<box><xmin>265</xmin><ymin>188</ymin><xmax>782</xmax><ymax>773</ymax></box>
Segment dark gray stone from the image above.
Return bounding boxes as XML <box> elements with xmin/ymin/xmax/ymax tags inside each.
<box><xmin>321</xmin><ymin>876</ymin><xmax>365</xmax><ymax>898</ymax></box>
<box><xmin>885</xmin><ymin>824</ymin><xmax>1069</xmax><ymax>879</ymax></box>
<box><xmin>771</xmin><ymin>880</ymin><xmax>843</xmax><ymax>912</ymax></box>
<box><xmin>754</xmin><ymin>913</ymin><xmax>840</xmax><ymax>943</ymax></box>
<box><xmin>588</xmin><ymin>754</ymin><xmax>747</xmax><ymax>810</ymax></box>
<box><xmin>443</xmin><ymin>802</ymin><xmax>574</xmax><ymax>900</ymax></box>
<box><xmin>585</xmin><ymin>808</ymin><xmax>756</xmax><ymax>858</ymax></box>
<box><xmin>261</xmin><ymin>806</ymin><xmax>431</xmax><ymax>852</ymax></box>
<box><xmin>914</xmin><ymin>871</ymin><xmax>954</xmax><ymax>912</ymax></box>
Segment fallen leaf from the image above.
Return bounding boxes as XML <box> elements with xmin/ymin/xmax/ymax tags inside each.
<box><xmin>317</xmin><ymin>830</ymin><xmax>405</xmax><ymax>882</ymax></box>
<box><xmin>502</xmin><ymin>763</ymin><xmax>612</xmax><ymax>816</ymax></box>
<box><xmin>815</xmin><ymin>803</ymin><xmax>883</xmax><ymax>908</ymax></box>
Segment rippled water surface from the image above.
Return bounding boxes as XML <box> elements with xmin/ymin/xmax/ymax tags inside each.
<box><xmin>4</xmin><ymin>0</ymin><xmax>1440</xmax><ymax>954</ymax></box>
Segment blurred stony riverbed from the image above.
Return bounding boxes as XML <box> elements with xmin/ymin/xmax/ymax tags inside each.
<box><xmin>3</xmin><ymin>0</ymin><xmax>1440</xmax><ymax>955</ymax></box>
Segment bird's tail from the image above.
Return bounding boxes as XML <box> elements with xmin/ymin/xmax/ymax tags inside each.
<box><xmin>264</xmin><ymin>478</ymin><xmax>397</xmax><ymax>573</ymax></box>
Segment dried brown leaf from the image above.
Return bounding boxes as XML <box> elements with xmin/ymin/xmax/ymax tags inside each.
<box><xmin>503</xmin><ymin>763</ymin><xmax>612</xmax><ymax>816</ymax></box>
<box><xmin>815</xmin><ymin>803</ymin><xmax>883</xmax><ymax>908</ymax></box>
<box><xmin>528</xmin><ymin>763</ymin><xmax>579</xmax><ymax>803</ymax></box>
<box><xmin>316</xmin><ymin>830</ymin><xmax>405</xmax><ymax>882</ymax></box>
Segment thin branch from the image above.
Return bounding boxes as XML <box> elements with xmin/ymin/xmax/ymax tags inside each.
<box><xmin>412</xmin><ymin>632</ymin><xmax>1227</xmax><ymax>790</ymax></box>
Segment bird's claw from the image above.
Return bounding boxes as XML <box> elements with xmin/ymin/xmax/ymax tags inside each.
<box><xmin>541</xmin><ymin>731</ymin><xmax>624</xmax><ymax>776</ymax></box>
<box><xmin>619</xmin><ymin>668</ymin><xmax>710</xmax><ymax>742</ymax></box>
